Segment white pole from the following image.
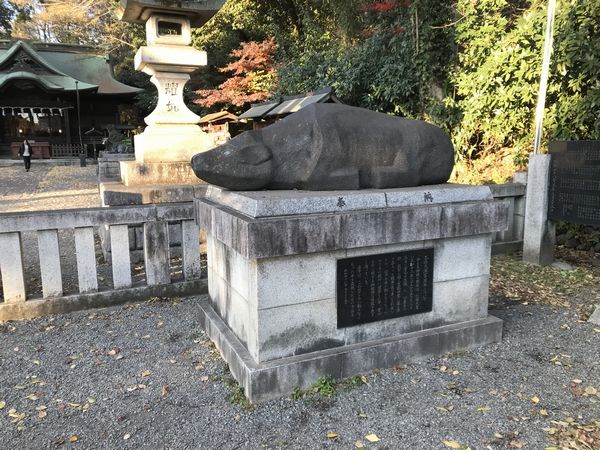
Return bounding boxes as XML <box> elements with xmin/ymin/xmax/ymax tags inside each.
<box><xmin>533</xmin><ymin>0</ymin><xmax>557</xmax><ymax>154</ymax></box>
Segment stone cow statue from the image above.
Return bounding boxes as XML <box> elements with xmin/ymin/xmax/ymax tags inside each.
<box><xmin>191</xmin><ymin>103</ymin><xmax>454</xmax><ymax>190</ymax></box>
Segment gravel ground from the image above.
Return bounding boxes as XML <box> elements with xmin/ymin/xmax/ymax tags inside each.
<box><xmin>0</xmin><ymin>164</ymin><xmax>99</xmax><ymax>213</ymax></box>
<box><xmin>0</xmin><ymin>294</ymin><xmax>598</xmax><ymax>450</ymax></box>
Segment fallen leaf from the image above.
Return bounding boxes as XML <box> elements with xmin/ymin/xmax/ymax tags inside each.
<box><xmin>531</xmin><ymin>396</ymin><xmax>540</xmax><ymax>403</ymax></box>
<box><xmin>494</xmin><ymin>433</ymin><xmax>503</xmax><ymax>439</ymax></box>
<box><xmin>584</xmin><ymin>386</ymin><xmax>597</xmax><ymax>395</ymax></box>
<box><xmin>69</xmin><ymin>435</ymin><xmax>78</xmax><ymax>443</ymax></box>
<box><xmin>540</xmin><ymin>409</ymin><xmax>549</xmax><ymax>416</ymax></box>
<box><xmin>593</xmin><ymin>329</ymin><xmax>600</xmax><ymax>333</ymax></box>
<box><xmin>87</xmin><ymin>398</ymin><xmax>95</xmax><ymax>404</ymax></box>
<box><xmin>443</xmin><ymin>441</ymin><xmax>462</xmax><ymax>449</ymax></box>
<box><xmin>14</xmin><ymin>386</ymin><xmax>26</xmax><ymax>390</ymax></box>
<box><xmin>123</xmin><ymin>434</ymin><xmax>131</xmax><ymax>440</ymax></box>
<box><xmin>38</xmin><ymin>410</ymin><xmax>47</xmax><ymax>418</ymax></box>
<box><xmin>141</xmin><ymin>370</ymin><xmax>152</xmax><ymax>378</ymax></box>
<box><xmin>161</xmin><ymin>385</ymin><xmax>170</xmax><ymax>397</ymax></box>
<box><xmin>355</xmin><ymin>441</ymin><xmax>366</xmax><ymax>449</ymax></box>
<box><xmin>25</xmin><ymin>394</ymin><xmax>38</xmax><ymax>401</ymax></box>
<box><xmin>201</xmin><ymin>376</ymin><xmax>209</xmax><ymax>382</ymax></box>
<box><xmin>572</xmin><ymin>379</ymin><xmax>583</xmax><ymax>384</ymax></box>
<box><xmin>478</xmin><ymin>406</ymin><xmax>491</xmax><ymax>412</ymax></box>
<box><xmin>327</xmin><ymin>433</ymin><xmax>338</xmax><ymax>439</ymax></box>
<box><xmin>365</xmin><ymin>434</ymin><xmax>380</xmax><ymax>442</ymax></box>
<box><xmin>35</xmin><ymin>405</ymin><xmax>47</xmax><ymax>411</ymax></box>
<box><xmin>0</xmin><ymin>401</ymin><xmax>5</xmax><ymax>409</ymax></box>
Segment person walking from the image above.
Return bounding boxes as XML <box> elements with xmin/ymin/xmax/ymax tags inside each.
<box><xmin>18</xmin><ymin>139</ymin><xmax>33</xmax><ymax>172</ymax></box>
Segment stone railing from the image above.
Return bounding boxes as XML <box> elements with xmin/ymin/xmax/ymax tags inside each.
<box><xmin>489</xmin><ymin>182</ymin><xmax>527</xmax><ymax>254</ymax></box>
<box><xmin>51</xmin><ymin>144</ymin><xmax>85</xmax><ymax>158</ymax></box>
<box><xmin>0</xmin><ymin>203</ymin><xmax>205</xmax><ymax>321</ymax></box>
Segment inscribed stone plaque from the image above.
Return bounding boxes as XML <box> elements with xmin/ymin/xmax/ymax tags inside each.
<box><xmin>336</xmin><ymin>248</ymin><xmax>434</xmax><ymax>328</ymax></box>
<box><xmin>548</xmin><ymin>141</ymin><xmax>600</xmax><ymax>227</ymax></box>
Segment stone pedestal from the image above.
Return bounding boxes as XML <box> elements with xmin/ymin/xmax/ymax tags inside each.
<box><xmin>194</xmin><ymin>184</ymin><xmax>509</xmax><ymax>402</ymax></box>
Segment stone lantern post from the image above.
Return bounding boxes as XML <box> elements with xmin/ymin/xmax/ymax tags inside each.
<box><xmin>117</xmin><ymin>0</ymin><xmax>225</xmax><ymax>187</ymax></box>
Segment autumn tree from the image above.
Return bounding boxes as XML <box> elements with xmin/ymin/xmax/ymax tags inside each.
<box><xmin>195</xmin><ymin>39</ymin><xmax>277</xmax><ymax>110</ymax></box>
<box><xmin>0</xmin><ymin>1</ymin><xmax>15</xmax><ymax>39</ymax></box>
<box><xmin>9</xmin><ymin>0</ymin><xmax>141</xmax><ymax>53</ymax></box>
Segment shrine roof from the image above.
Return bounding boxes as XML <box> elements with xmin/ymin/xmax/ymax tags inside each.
<box><xmin>0</xmin><ymin>40</ymin><xmax>142</xmax><ymax>95</ymax></box>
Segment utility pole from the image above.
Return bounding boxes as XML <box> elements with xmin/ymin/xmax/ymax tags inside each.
<box><xmin>533</xmin><ymin>0</ymin><xmax>557</xmax><ymax>154</ymax></box>
<box><xmin>75</xmin><ymin>80</ymin><xmax>83</xmax><ymax>148</ymax></box>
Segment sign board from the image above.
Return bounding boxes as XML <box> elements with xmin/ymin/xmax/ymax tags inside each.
<box><xmin>548</xmin><ymin>141</ymin><xmax>600</xmax><ymax>226</ymax></box>
<box><xmin>336</xmin><ymin>248</ymin><xmax>434</xmax><ymax>328</ymax></box>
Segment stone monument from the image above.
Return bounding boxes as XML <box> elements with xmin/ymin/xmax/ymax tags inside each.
<box><xmin>193</xmin><ymin>106</ymin><xmax>509</xmax><ymax>402</ymax></box>
<box><xmin>103</xmin><ymin>0</ymin><xmax>225</xmax><ymax>204</ymax></box>
<box><xmin>192</xmin><ymin>104</ymin><xmax>454</xmax><ymax>190</ymax></box>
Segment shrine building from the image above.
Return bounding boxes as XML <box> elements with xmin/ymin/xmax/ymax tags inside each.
<box><xmin>0</xmin><ymin>40</ymin><xmax>141</xmax><ymax>158</ymax></box>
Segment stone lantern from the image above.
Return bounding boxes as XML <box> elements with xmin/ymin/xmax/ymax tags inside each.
<box><xmin>117</xmin><ymin>0</ymin><xmax>225</xmax><ymax>187</ymax></box>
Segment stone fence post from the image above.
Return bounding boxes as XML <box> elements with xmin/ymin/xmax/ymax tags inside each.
<box><xmin>522</xmin><ymin>154</ymin><xmax>555</xmax><ymax>266</ymax></box>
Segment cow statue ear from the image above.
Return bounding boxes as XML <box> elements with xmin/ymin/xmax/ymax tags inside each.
<box><xmin>238</xmin><ymin>144</ymin><xmax>272</xmax><ymax>166</ymax></box>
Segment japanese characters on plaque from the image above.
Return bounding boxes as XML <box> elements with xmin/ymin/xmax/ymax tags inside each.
<box><xmin>336</xmin><ymin>248</ymin><xmax>434</xmax><ymax>328</ymax></box>
<box><xmin>164</xmin><ymin>81</ymin><xmax>179</xmax><ymax>113</ymax></box>
<box><xmin>548</xmin><ymin>141</ymin><xmax>600</xmax><ymax>227</ymax></box>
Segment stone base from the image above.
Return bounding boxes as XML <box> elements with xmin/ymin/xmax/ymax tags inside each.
<box><xmin>194</xmin><ymin>184</ymin><xmax>509</xmax><ymax>402</ymax></box>
<box><xmin>134</xmin><ymin>125</ymin><xmax>214</xmax><ymax>163</ymax></box>
<box><xmin>199</xmin><ymin>295</ymin><xmax>502</xmax><ymax>403</ymax></box>
<box><xmin>120</xmin><ymin>161</ymin><xmax>203</xmax><ymax>186</ymax></box>
<box><xmin>100</xmin><ymin>181</ymin><xmax>206</xmax><ymax>206</ymax></box>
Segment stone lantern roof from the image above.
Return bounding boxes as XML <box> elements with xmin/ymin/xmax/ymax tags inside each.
<box><xmin>118</xmin><ymin>0</ymin><xmax>226</xmax><ymax>27</ymax></box>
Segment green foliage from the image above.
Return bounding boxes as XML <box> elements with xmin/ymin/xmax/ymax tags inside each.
<box><xmin>276</xmin><ymin>0</ymin><xmax>457</xmax><ymax>123</ymax></box>
<box><xmin>311</xmin><ymin>374</ymin><xmax>337</xmax><ymax>397</ymax></box>
<box><xmin>549</xmin><ymin>1</ymin><xmax>600</xmax><ymax>142</ymax></box>
<box><xmin>290</xmin><ymin>373</ymin><xmax>369</xmax><ymax>401</ymax></box>
<box><xmin>224</xmin><ymin>374</ymin><xmax>255</xmax><ymax>410</ymax></box>
<box><xmin>450</xmin><ymin>0</ymin><xmax>600</xmax><ymax>164</ymax></box>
